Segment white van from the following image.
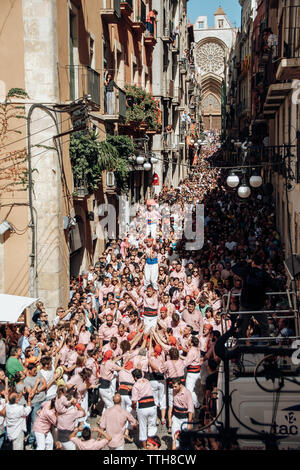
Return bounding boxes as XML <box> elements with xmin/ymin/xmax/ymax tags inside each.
<box><xmin>216</xmin><ymin>353</ymin><xmax>300</xmax><ymax>450</ymax></box>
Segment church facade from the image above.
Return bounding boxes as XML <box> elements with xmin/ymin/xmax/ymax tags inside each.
<box><xmin>193</xmin><ymin>7</ymin><xmax>238</xmax><ymax>130</ymax></box>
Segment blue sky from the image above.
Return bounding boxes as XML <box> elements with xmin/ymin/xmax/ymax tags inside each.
<box><xmin>187</xmin><ymin>0</ymin><xmax>241</xmax><ymax>28</ymax></box>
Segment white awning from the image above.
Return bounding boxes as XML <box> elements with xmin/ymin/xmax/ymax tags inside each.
<box><xmin>0</xmin><ymin>294</ymin><xmax>38</xmax><ymax>323</ymax></box>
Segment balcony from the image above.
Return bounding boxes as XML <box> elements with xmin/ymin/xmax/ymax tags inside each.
<box><xmin>276</xmin><ymin>5</ymin><xmax>300</xmax><ymax>80</ymax></box>
<box><xmin>120</xmin><ymin>0</ymin><xmax>133</xmax><ymax>17</ymax></box>
<box><xmin>162</xmin><ymin>26</ymin><xmax>172</xmax><ymax>43</ymax></box>
<box><xmin>171</xmin><ymin>34</ymin><xmax>179</xmax><ymax>53</ymax></box>
<box><xmin>90</xmin><ymin>86</ymin><xmax>127</xmax><ymax>122</ymax></box>
<box><xmin>69</xmin><ymin>65</ymin><xmax>100</xmax><ymax>107</ymax></box>
<box><xmin>100</xmin><ymin>0</ymin><xmax>121</xmax><ymax>22</ymax></box>
<box><xmin>172</xmin><ymin>86</ymin><xmax>181</xmax><ymax>106</ymax></box>
<box><xmin>162</xmin><ymin>132</ymin><xmax>174</xmax><ymax>151</ymax></box>
<box><xmin>144</xmin><ymin>24</ymin><xmax>157</xmax><ymax>48</ymax></box>
<box><xmin>132</xmin><ymin>0</ymin><xmax>146</xmax><ymax>34</ymax></box>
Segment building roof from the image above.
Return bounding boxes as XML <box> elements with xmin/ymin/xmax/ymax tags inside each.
<box><xmin>214</xmin><ymin>6</ymin><xmax>226</xmax><ymax>16</ymax></box>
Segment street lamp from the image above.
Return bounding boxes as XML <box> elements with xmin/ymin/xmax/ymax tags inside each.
<box><xmin>237</xmin><ymin>181</ymin><xmax>251</xmax><ymax>199</ymax></box>
<box><xmin>226</xmin><ymin>172</ymin><xmax>240</xmax><ymax>188</ymax></box>
<box><xmin>143</xmin><ymin>162</ymin><xmax>152</xmax><ymax>171</ymax></box>
<box><xmin>136</xmin><ymin>154</ymin><xmax>145</xmax><ymax>165</ymax></box>
<box><xmin>249</xmin><ymin>175</ymin><xmax>263</xmax><ymax>188</ymax></box>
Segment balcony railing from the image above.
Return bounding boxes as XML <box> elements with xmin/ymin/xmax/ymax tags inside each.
<box><xmin>69</xmin><ymin>65</ymin><xmax>100</xmax><ymax>106</ymax></box>
<box><xmin>277</xmin><ymin>5</ymin><xmax>300</xmax><ymax>80</ymax></box>
<box><xmin>103</xmin><ymin>86</ymin><xmax>127</xmax><ymax>120</ymax></box>
<box><xmin>162</xmin><ymin>132</ymin><xmax>174</xmax><ymax>151</ymax></box>
<box><xmin>278</xmin><ymin>5</ymin><xmax>300</xmax><ymax>59</ymax></box>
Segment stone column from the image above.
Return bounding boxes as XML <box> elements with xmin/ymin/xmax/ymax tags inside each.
<box><xmin>22</xmin><ymin>0</ymin><xmax>65</xmax><ymax>321</ymax></box>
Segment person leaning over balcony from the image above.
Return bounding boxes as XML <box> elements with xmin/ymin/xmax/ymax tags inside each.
<box><xmin>146</xmin><ymin>10</ymin><xmax>157</xmax><ymax>36</ymax></box>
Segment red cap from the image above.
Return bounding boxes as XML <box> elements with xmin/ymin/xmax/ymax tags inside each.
<box><xmin>160</xmin><ymin>307</ymin><xmax>167</xmax><ymax>312</ymax></box>
<box><xmin>168</xmin><ymin>336</ymin><xmax>177</xmax><ymax>346</ymax></box>
<box><xmin>204</xmin><ymin>324</ymin><xmax>213</xmax><ymax>331</ymax></box>
<box><xmin>103</xmin><ymin>350</ymin><xmax>113</xmax><ymax>361</ymax></box>
<box><xmin>124</xmin><ymin>361</ymin><xmax>134</xmax><ymax>370</ymax></box>
<box><xmin>154</xmin><ymin>345</ymin><xmax>162</xmax><ymax>356</ymax></box>
<box><xmin>127</xmin><ymin>331</ymin><xmax>137</xmax><ymax>342</ymax></box>
<box><xmin>75</xmin><ymin>343</ymin><xmax>85</xmax><ymax>352</ymax></box>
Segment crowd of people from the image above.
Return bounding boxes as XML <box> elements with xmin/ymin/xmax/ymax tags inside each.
<box><xmin>0</xmin><ymin>134</ymin><xmax>295</xmax><ymax>452</ymax></box>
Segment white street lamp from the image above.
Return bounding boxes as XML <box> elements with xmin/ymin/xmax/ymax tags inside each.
<box><xmin>143</xmin><ymin>162</ymin><xmax>152</xmax><ymax>171</ymax></box>
<box><xmin>249</xmin><ymin>175</ymin><xmax>263</xmax><ymax>188</ymax></box>
<box><xmin>150</xmin><ymin>156</ymin><xmax>158</xmax><ymax>164</ymax></box>
<box><xmin>136</xmin><ymin>155</ymin><xmax>145</xmax><ymax>165</ymax></box>
<box><xmin>226</xmin><ymin>173</ymin><xmax>240</xmax><ymax>188</ymax></box>
<box><xmin>238</xmin><ymin>184</ymin><xmax>251</xmax><ymax>199</ymax></box>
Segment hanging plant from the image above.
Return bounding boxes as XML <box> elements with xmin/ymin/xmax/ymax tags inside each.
<box><xmin>125</xmin><ymin>84</ymin><xmax>161</xmax><ymax>131</ymax></box>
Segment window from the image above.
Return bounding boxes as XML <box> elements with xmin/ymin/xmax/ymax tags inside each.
<box><xmin>218</xmin><ymin>20</ymin><xmax>224</xmax><ymax>28</ymax></box>
<box><xmin>198</xmin><ymin>21</ymin><xmax>204</xmax><ymax>29</ymax></box>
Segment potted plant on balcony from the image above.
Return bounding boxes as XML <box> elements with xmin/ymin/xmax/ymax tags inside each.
<box><xmin>125</xmin><ymin>84</ymin><xmax>161</xmax><ymax>132</ymax></box>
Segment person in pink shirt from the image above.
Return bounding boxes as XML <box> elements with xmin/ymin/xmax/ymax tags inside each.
<box><xmin>70</xmin><ymin>424</ymin><xmax>111</xmax><ymax>450</ymax></box>
<box><xmin>171</xmin><ymin>379</ymin><xmax>194</xmax><ymax>450</ymax></box>
<box><xmin>159</xmin><ymin>293</ymin><xmax>176</xmax><ymax>317</ymax></box>
<box><xmin>99</xmin><ymin>350</ymin><xmax>123</xmax><ymax>411</ymax></box>
<box><xmin>115</xmin><ymin>323</ymin><xmax>128</xmax><ymax>345</ymax></box>
<box><xmin>117</xmin><ymin>361</ymin><xmax>135</xmax><ymax>443</ymax></box>
<box><xmin>144</xmin><ymin>200</ymin><xmax>161</xmax><ymax>239</ymax></box>
<box><xmin>169</xmin><ymin>262</ymin><xmax>186</xmax><ymax>282</ymax></box>
<box><xmin>33</xmin><ymin>398</ymin><xmax>57</xmax><ymax>450</ymax></box>
<box><xmin>98</xmin><ymin>315</ymin><xmax>119</xmax><ymax>348</ymax></box>
<box><xmin>99</xmin><ymin>300</ymin><xmax>122</xmax><ymax>325</ymax></box>
<box><xmin>131</xmin><ymin>369</ymin><xmax>157</xmax><ymax>450</ymax></box>
<box><xmin>131</xmin><ymin>347</ymin><xmax>149</xmax><ymax>375</ymax></box>
<box><xmin>66</xmin><ymin>368</ymin><xmax>93</xmax><ymax>419</ymax></box>
<box><xmin>141</xmin><ymin>285</ymin><xmax>159</xmax><ymax>332</ymax></box>
<box><xmin>99</xmin><ymin>393</ymin><xmax>137</xmax><ymax>450</ymax></box>
<box><xmin>78</xmin><ymin>324</ymin><xmax>91</xmax><ymax>346</ymax></box>
<box><xmin>148</xmin><ymin>340</ymin><xmax>167</xmax><ymax>426</ymax></box>
<box><xmin>98</xmin><ymin>278</ymin><xmax>114</xmax><ymax>308</ymax></box>
<box><xmin>184</xmin><ymin>336</ymin><xmax>201</xmax><ymax>409</ymax></box>
<box><xmin>56</xmin><ymin>398</ymin><xmax>86</xmax><ymax>450</ymax></box>
<box><xmin>181</xmin><ymin>301</ymin><xmax>203</xmax><ymax>335</ymax></box>
<box><xmin>160</xmin><ymin>347</ymin><xmax>185</xmax><ymax>429</ymax></box>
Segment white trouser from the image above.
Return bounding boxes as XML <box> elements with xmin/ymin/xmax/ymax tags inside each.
<box><xmin>121</xmin><ymin>394</ymin><xmax>133</xmax><ymax>429</ymax></box>
<box><xmin>144</xmin><ymin>262</ymin><xmax>158</xmax><ymax>291</ymax></box>
<box><xmin>99</xmin><ymin>386</ymin><xmax>114</xmax><ymax>411</ymax></box>
<box><xmin>11</xmin><ymin>431</ymin><xmax>24</xmax><ymax>450</ymax></box>
<box><xmin>168</xmin><ymin>386</ymin><xmax>174</xmax><ymax>407</ymax></box>
<box><xmin>79</xmin><ymin>392</ymin><xmax>89</xmax><ymax>423</ymax></box>
<box><xmin>150</xmin><ymin>380</ymin><xmax>166</xmax><ymax>410</ymax></box>
<box><xmin>143</xmin><ymin>315</ymin><xmax>158</xmax><ymax>333</ymax></box>
<box><xmin>146</xmin><ymin>222</ymin><xmax>157</xmax><ymax>239</ymax></box>
<box><xmin>62</xmin><ymin>440</ymin><xmax>76</xmax><ymax>450</ymax></box>
<box><xmin>35</xmin><ymin>431</ymin><xmax>54</xmax><ymax>450</ymax></box>
<box><xmin>137</xmin><ymin>406</ymin><xmax>157</xmax><ymax>442</ymax></box>
<box><xmin>185</xmin><ymin>373</ymin><xmax>200</xmax><ymax>408</ymax></box>
<box><xmin>172</xmin><ymin>415</ymin><xmax>188</xmax><ymax>441</ymax></box>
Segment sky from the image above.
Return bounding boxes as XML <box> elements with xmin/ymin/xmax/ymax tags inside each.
<box><xmin>187</xmin><ymin>0</ymin><xmax>242</xmax><ymax>29</ymax></box>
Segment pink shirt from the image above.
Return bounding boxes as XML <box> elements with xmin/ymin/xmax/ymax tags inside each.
<box><xmin>98</xmin><ymin>324</ymin><xmax>119</xmax><ymax>342</ymax></box>
<box><xmin>99</xmin><ymin>404</ymin><xmax>137</xmax><ymax>449</ymax></box>
<box><xmin>85</xmin><ymin>357</ymin><xmax>99</xmax><ymax>385</ymax></box>
<box><xmin>102</xmin><ymin>343</ymin><xmax>122</xmax><ymax>358</ymax></box>
<box><xmin>181</xmin><ymin>309</ymin><xmax>203</xmax><ymax>333</ymax></box>
<box><xmin>57</xmin><ymin>406</ymin><xmax>85</xmax><ymax>431</ymax></box>
<box><xmin>33</xmin><ymin>401</ymin><xmax>57</xmax><ymax>434</ymax></box>
<box><xmin>71</xmin><ymin>436</ymin><xmax>108</xmax><ymax>450</ymax></box>
<box><xmin>141</xmin><ymin>292</ymin><xmax>159</xmax><ymax>310</ymax></box>
<box><xmin>98</xmin><ymin>285</ymin><xmax>114</xmax><ymax>306</ymax></box>
<box><xmin>161</xmin><ymin>359</ymin><xmax>185</xmax><ymax>379</ymax></box>
<box><xmin>78</xmin><ymin>330</ymin><xmax>91</xmax><ymax>346</ymax></box>
<box><xmin>99</xmin><ymin>308</ymin><xmax>122</xmax><ymax>324</ymax></box>
<box><xmin>184</xmin><ymin>346</ymin><xmax>201</xmax><ymax>369</ymax></box>
<box><xmin>55</xmin><ymin>395</ymin><xmax>72</xmax><ymax>415</ymax></box>
<box><xmin>131</xmin><ymin>378</ymin><xmax>154</xmax><ymax>404</ymax></box>
<box><xmin>173</xmin><ymin>386</ymin><xmax>194</xmax><ymax>414</ymax></box>
<box><xmin>99</xmin><ymin>359</ymin><xmax>121</xmax><ymax>381</ymax></box>
<box><xmin>118</xmin><ymin>369</ymin><xmax>135</xmax><ymax>387</ymax></box>
<box><xmin>67</xmin><ymin>374</ymin><xmax>89</xmax><ymax>403</ymax></box>
<box><xmin>132</xmin><ymin>354</ymin><xmax>149</xmax><ymax>373</ymax></box>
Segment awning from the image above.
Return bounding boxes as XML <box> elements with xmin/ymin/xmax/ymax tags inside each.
<box><xmin>0</xmin><ymin>294</ymin><xmax>38</xmax><ymax>323</ymax></box>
